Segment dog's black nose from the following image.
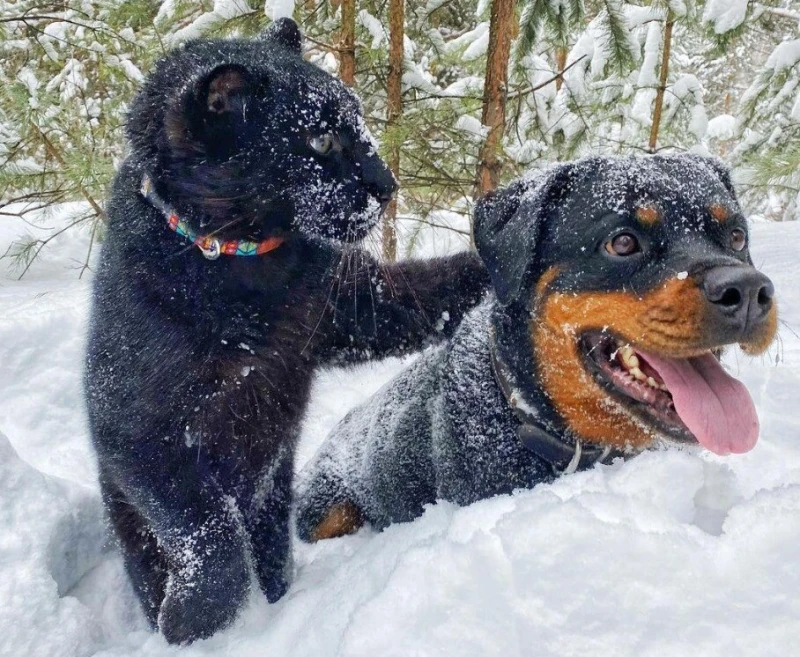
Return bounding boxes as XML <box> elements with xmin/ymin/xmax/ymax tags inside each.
<box><xmin>702</xmin><ymin>265</ymin><xmax>774</xmax><ymax>332</ymax></box>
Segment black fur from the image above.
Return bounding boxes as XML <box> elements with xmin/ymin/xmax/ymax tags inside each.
<box><xmin>295</xmin><ymin>154</ymin><xmax>774</xmax><ymax>538</ymax></box>
<box><xmin>85</xmin><ymin>20</ymin><xmax>488</xmax><ymax>644</ymax></box>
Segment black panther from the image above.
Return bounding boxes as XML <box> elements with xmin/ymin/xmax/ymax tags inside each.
<box><xmin>295</xmin><ymin>154</ymin><xmax>777</xmax><ymax>541</ymax></box>
<box><xmin>84</xmin><ymin>19</ymin><xmax>487</xmax><ymax>644</ymax></box>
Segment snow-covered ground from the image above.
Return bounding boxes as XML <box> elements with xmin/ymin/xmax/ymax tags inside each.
<box><xmin>1</xmin><ymin>206</ymin><xmax>799</xmax><ymax>657</ymax></box>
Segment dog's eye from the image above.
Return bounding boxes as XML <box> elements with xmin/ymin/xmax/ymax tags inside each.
<box><xmin>309</xmin><ymin>133</ymin><xmax>335</xmax><ymax>155</ymax></box>
<box><xmin>605</xmin><ymin>233</ymin><xmax>640</xmax><ymax>257</ymax></box>
<box><xmin>730</xmin><ymin>228</ymin><xmax>747</xmax><ymax>252</ymax></box>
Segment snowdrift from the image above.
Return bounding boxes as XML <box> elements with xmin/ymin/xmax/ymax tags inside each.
<box><xmin>1</xmin><ymin>208</ymin><xmax>799</xmax><ymax>657</ymax></box>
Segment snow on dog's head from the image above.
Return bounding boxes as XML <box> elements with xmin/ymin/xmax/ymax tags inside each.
<box><xmin>474</xmin><ymin>154</ymin><xmax>777</xmax><ymax>455</ymax></box>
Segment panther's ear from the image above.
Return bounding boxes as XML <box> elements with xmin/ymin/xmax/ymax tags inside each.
<box><xmin>166</xmin><ymin>64</ymin><xmax>254</xmax><ymax>153</ymax></box>
<box><xmin>262</xmin><ymin>17</ymin><xmax>302</xmax><ymax>53</ymax></box>
<box><xmin>474</xmin><ymin>165</ymin><xmax>574</xmax><ymax>306</ymax></box>
<box><xmin>197</xmin><ymin>64</ymin><xmax>253</xmax><ymax>116</ymax></box>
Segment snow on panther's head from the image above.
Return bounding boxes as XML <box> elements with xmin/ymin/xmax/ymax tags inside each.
<box><xmin>127</xmin><ymin>18</ymin><xmax>396</xmax><ymax>242</ymax></box>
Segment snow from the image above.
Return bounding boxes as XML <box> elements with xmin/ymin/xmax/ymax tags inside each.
<box><xmin>763</xmin><ymin>39</ymin><xmax>800</xmax><ymax>75</ymax></box>
<box><xmin>462</xmin><ymin>25</ymin><xmax>490</xmax><ymax>61</ymax></box>
<box><xmin>671</xmin><ymin>74</ymin><xmax>708</xmax><ymax>140</ymax></box>
<box><xmin>17</xmin><ymin>67</ymin><xmax>40</xmax><ymax>109</ymax></box>
<box><xmin>707</xmin><ymin>114</ymin><xmax>737</xmax><ymax>141</ymax></box>
<box><xmin>169</xmin><ymin>0</ymin><xmax>253</xmax><ymax>45</ymax></box>
<box><xmin>702</xmin><ymin>0</ymin><xmax>749</xmax><ymax>35</ymax></box>
<box><xmin>1</xmin><ymin>205</ymin><xmax>800</xmax><ymax>656</ymax></box>
<box><xmin>637</xmin><ymin>22</ymin><xmax>662</xmax><ymax>88</ymax></box>
<box><xmin>154</xmin><ymin>0</ymin><xmax>177</xmax><ymax>24</ymax></box>
<box><xmin>455</xmin><ymin>115</ymin><xmax>487</xmax><ymax>139</ymax></box>
<box><xmin>117</xmin><ymin>60</ymin><xmax>144</xmax><ymax>84</ymax></box>
<box><xmin>264</xmin><ymin>0</ymin><xmax>295</xmax><ymax>22</ymax></box>
<box><xmin>446</xmin><ymin>22</ymin><xmax>489</xmax><ymax>59</ymax></box>
<box><xmin>358</xmin><ymin>10</ymin><xmax>387</xmax><ymax>50</ymax></box>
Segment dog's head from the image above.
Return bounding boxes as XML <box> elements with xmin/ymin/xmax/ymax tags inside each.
<box><xmin>474</xmin><ymin>155</ymin><xmax>777</xmax><ymax>455</ymax></box>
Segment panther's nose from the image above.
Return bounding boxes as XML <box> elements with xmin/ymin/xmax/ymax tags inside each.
<box><xmin>375</xmin><ymin>187</ymin><xmax>394</xmax><ymax>212</ymax></box>
<box><xmin>369</xmin><ymin>178</ymin><xmax>396</xmax><ymax>210</ymax></box>
<box><xmin>701</xmin><ymin>265</ymin><xmax>774</xmax><ymax>334</ymax></box>
<box><xmin>362</xmin><ymin>156</ymin><xmax>398</xmax><ymax>208</ymax></box>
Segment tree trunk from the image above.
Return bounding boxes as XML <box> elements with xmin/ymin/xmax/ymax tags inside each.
<box><xmin>383</xmin><ymin>0</ymin><xmax>404</xmax><ymax>262</ymax></box>
<box><xmin>555</xmin><ymin>46</ymin><xmax>567</xmax><ymax>91</ymax></box>
<box><xmin>339</xmin><ymin>0</ymin><xmax>356</xmax><ymax>86</ymax></box>
<box><xmin>476</xmin><ymin>0</ymin><xmax>515</xmax><ymax>197</ymax></box>
<box><xmin>648</xmin><ymin>14</ymin><xmax>674</xmax><ymax>153</ymax></box>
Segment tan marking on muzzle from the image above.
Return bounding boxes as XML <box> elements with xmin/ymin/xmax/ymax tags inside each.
<box><xmin>529</xmin><ymin>271</ymin><xmax>713</xmax><ymax>450</ymax></box>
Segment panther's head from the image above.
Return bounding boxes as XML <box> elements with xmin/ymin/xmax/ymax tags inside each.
<box><xmin>126</xmin><ymin>18</ymin><xmax>396</xmax><ymax>243</ymax></box>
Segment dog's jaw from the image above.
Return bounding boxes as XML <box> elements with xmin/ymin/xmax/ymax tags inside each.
<box><xmin>528</xmin><ymin>266</ymin><xmax>773</xmax><ymax>453</ymax></box>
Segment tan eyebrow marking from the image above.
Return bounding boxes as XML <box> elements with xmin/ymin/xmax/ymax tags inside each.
<box><xmin>709</xmin><ymin>204</ymin><xmax>730</xmax><ymax>223</ymax></box>
<box><xmin>635</xmin><ymin>205</ymin><xmax>660</xmax><ymax>226</ymax></box>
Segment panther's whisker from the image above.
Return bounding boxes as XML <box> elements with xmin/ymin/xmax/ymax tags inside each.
<box><xmin>204</xmin><ymin>216</ymin><xmax>247</xmax><ymax>238</ymax></box>
<box><xmin>778</xmin><ymin>318</ymin><xmax>798</xmax><ymax>340</ymax></box>
<box><xmin>301</xmin><ymin>250</ymin><xmax>344</xmax><ymax>356</ymax></box>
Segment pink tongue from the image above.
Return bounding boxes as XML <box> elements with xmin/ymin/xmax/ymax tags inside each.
<box><xmin>639</xmin><ymin>351</ymin><xmax>759</xmax><ymax>455</ymax></box>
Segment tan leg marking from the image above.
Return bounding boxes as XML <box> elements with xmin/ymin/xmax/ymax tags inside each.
<box><xmin>311</xmin><ymin>502</ymin><xmax>364</xmax><ymax>542</ymax></box>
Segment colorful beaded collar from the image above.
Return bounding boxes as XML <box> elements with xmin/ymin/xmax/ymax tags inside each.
<box><xmin>140</xmin><ymin>175</ymin><xmax>284</xmax><ymax>260</ymax></box>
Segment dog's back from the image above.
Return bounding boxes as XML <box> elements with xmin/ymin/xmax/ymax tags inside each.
<box><xmin>295</xmin><ymin>300</ymin><xmax>548</xmax><ymax>540</ymax></box>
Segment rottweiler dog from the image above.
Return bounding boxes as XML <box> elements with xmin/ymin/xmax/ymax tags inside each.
<box><xmin>295</xmin><ymin>154</ymin><xmax>778</xmax><ymax>540</ymax></box>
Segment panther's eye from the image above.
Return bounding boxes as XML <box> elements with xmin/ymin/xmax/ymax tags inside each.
<box><xmin>730</xmin><ymin>228</ymin><xmax>747</xmax><ymax>252</ymax></box>
<box><xmin>309</xmin><ymin>133</ymin><xmax>334</xmax><ymax>155</ymax></box>
<box><xmin>605</xmin><ymin>232</ymin><xmax>640</xmax><ymax>257</ymax></box>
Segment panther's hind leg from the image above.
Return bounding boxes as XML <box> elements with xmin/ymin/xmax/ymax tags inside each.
<box><xmin>101</xmin><ymin>476</ymin><xmax>167</xmax><ymax>627</ymax></box>
<box><xmin>295</xmin><ymin>469</ymin><xmax>366</xmax><ymax>542</ymax></box>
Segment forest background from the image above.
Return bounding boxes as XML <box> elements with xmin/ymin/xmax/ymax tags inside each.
<box><xmin>1</xmin><ymin>0</ymin><xmax>798</xmax><ymax>267</ymax></box>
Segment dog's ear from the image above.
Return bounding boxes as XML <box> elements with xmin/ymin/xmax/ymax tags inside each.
<box><xmin>473</xmin><ymin>180</ymin><xmax>532</xmax><ymax>306</ymax></box>
<box><xmin>474</xmin><ymin>165</ymin><xmax>574</xmax><ymax>306</ymax></box>
<box><xmin>261</xmin><ymin>17</ymin><xmax>303</xmax><ymax>53</ymax></box>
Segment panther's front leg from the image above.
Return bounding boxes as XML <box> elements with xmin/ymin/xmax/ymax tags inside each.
<box><xmin>101</xmin><ymin>442</ymin><xmax>251</xmax><ymax>645</ymax></box>
<box><xmin>244</xmin><ymin>448</ymin><xmax>295</xmax><ymax>602</ymax></box>
<box><xmin>319</xmin><ymin>248</ymin><xmax>490</xmax><ymax>364</ymax></box>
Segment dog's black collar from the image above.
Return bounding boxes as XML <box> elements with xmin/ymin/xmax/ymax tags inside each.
<box><xmin>488</xmin><ymin>328</ymin><xmax>617</xmax><ymax>474</ymax></box>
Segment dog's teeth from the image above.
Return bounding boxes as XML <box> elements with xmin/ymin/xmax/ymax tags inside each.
<box><xmin>617</xmin><ymin>345</ymin><xmax>640</xmax><ymax>370</ymax></box>
<box><xmin>629</xmin><ymin>366</ymin><xmax>646</xmax><ymax>381</ymax></box>
<box><xmin>646</xmin><ymin>376</ymin><xmax>658</xmax><ymax>389</ymax></box>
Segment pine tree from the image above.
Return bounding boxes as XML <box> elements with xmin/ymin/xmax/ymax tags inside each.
<box><xmin>725</xmin><ymin>6</ymin><xmax>800</xmax><ymax>220</ymax></box>
<box><xmin>339</xmin><ymin>0</ymin><xmax>357</xmax><ymax>86</ymax></box>
<box><xmin>476</xmin><ymin>0</ymin><xmax>515</xmax><ymax>196</ymax></box>
<box><xmin>383</xmin><ymin>0</ymin><xmax>405</xmax><ymax>260</ymax></box>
